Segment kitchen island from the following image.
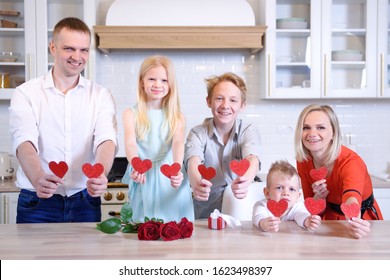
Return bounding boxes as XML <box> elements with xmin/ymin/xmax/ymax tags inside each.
<box><xmin>0</xmin><ymin>220</ymin><xmax>389</xmax><ymax>260</ymax></box>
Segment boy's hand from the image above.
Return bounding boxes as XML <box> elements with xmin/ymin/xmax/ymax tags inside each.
<box><xmin>192</xmin><ymin>178</ymin><xmax>212</xmax><ymax>201</ymax></box>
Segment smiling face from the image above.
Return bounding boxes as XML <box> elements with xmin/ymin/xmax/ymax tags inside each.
<box><xmin>206</xmin><ymin>81</ymin><xmax>245</xmax><ymax>129</ymax></box>
<box><xmin>264</xmin><ymin>171</ymin><xmax>301</xmax><ymax>210</ymax></box>
<box><xmin>301</xmin><ymin>110</ymin><xmax>334</xmax><ymax>159</ymax></box>
<box><xmin>141</xmin><ymin>65</ymin><xmax>169</xmax><ymax>108</ymax></box>
<box><xmin>50</xmin><ymin>28</ymin><xmax>90</xmax><ymax>79</ymax></box>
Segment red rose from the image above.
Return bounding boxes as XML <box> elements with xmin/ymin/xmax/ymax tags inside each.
<box><xmin>177</xmin><ymin>217</ymin><xmax>193</xmax><ymax>239</ymax></box>
<box><xmin>138</xmin><ymin>220</ymin><xmax>162</xmax><ymax>240</ymax></box>
<box><xmin>159</xmin><ymin>221</ymin><xmax>181</xmax><ymax>241</ymax></box>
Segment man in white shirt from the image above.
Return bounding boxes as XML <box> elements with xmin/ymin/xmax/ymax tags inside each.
<box><xmin>9</xmin><ymin>17</ymin><xmax>117</xmax><ymax>223</ymax></box>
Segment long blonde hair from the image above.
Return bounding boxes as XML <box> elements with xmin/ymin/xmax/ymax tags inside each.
<box><xmin>294</xmin><ymin>104</ymin><xmax>342</xmax><ymax>166</ymax></box>
<box><xmin>135</xmin><ymin>55</ymin><xmax>182</xmax><ymax>141</ymax></box>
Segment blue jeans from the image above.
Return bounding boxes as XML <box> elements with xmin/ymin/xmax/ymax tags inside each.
<box><xmin>17</xmin><ymin>189</ymin><xmax>101</xmax><ymax>223</ymax></box>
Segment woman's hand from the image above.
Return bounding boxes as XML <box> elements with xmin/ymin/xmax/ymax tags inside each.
<box><xmin>304</xmin><ymin>215</ymin><xmax>322</xmax><ymax>231</ymax></box>
<box><xmin>312</xmin><ymin>179</ymin><xmax>329</xmax><ymax>199</ymax></box>
<box><xmin>347</xmin><ymin>217</ymin><xmax>370</xmax><ymax>239</ymax></box>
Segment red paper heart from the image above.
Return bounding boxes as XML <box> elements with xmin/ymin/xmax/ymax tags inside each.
<box><xmin>198</xmin><ymin>164</ymin><xmax>216</xmax><ymax>180</ymax></box>
<box><xmin>309</xmin><ymin>166</ymin><xmax>328</xmax><ymax>181</ymax></box>
<box><xmin>48</xmin><ymin>161</ymin><xmax>68</xmax><ymax>178</ymax></box>
<box><xmin>267</xmin><ymin>199</ymin><xmax>288</xmax><ymax>217</ymax></box>
<box><xmin>304</xmin><ymin>197</ymin><xmax>326</xmax><ymax>215</ymax></box>
<box><xmin>82</xmin><ymin>163</ymin><xmax>104</xmax><ymax>179</ymax></box>
<box><xmin>229</xmin><ymin>159</ymin><xmax>250</xmax><ymax>176</ymax></box>
<box><xmin>340</xmin><ymin>202</ymin><xmax>360</xmax><ymax>219</ymax></box>
<box><xmin>131</xmin><ymin>157</ymin><xmax>152</xmax><ymax>174</ymax></box>
<box><xmin>160</xmin><ymin>163</ymin><xmax>181</xmax><ymax>178</ymax></box>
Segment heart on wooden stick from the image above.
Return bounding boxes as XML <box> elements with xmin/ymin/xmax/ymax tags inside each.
<box><xmin>198</xmin><ymin>164</ymin><xmax>216</xmax><ymax>181</ymax></box>
<box><xmin>267</xmin><ymin>199</ymin><xmax>288</xmax><ymax>217</ymax></box>
<box><xmin>304</xmin><ymin>197</ymin><xmax>326</xmax><ymax>215</ymax></box>
<box><xmin>131</xmin><ymin>157</ymin><xmax>152</xmax><ymax>174</ymax></box>
<box><xmin>48</xmin><ymin>161</ymin><xmax>68</xmax><ymax>178</ymax></box>
<box><xmin>309</xmin><ymin>166</ymin><xmax>328</xmax><ymax>181</ymax></box>
<box><xmin>340</xmin><ymin>202</ymin><xmax>360</xmax><ymax>219</ymax></box>
<box><xmin>82</xmin><ymin>163</ymin><xmax>104</xmax><ymax>179</ymax></box>
<box><xmin>229</xmin><ymin>159</ymin><xmax>250</xmax><ymax>176</ymax></box>
<box><xmin>160</xmin><ymin>163</ymin><xmax>181</xmax><ymax>178</ymax></box>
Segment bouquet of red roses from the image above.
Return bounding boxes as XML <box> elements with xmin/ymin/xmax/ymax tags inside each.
<box><xmin>96</xmin><ymin>202</ymin><xmax>193</xmax><ymax>241</ymax></box>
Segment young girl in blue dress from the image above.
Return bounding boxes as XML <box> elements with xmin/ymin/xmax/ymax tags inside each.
<box><xmin>122</xmin><ymin>55</ymin><xmax>194</xmax><ymax>222</ymax></box>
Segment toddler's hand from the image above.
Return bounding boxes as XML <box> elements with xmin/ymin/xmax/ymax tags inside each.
<box><xmin>259</xmin><ymin>216</ymin><xmax>281</xmax><ymax>232</ymax></box>
<box><xmin>304</xmin><ymin>215</ymin><xmax>321</xmax><ymax>231</ymax></box>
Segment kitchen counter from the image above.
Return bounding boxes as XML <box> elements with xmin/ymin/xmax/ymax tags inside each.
<box><xmin>0</xmin><ymin>179</ymin><xmax>19</xmax><ymax>192</ymax></box>
<box><xmin>0</xmin><ymin>220</ymin><xmax>389</xmax><ymax>260</ymax></box>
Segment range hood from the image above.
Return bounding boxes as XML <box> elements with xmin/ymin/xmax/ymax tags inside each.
<box><xmin>94</xmin><ymin>0</ymin><xmax>266</xmax><ymax>54</ymax></box>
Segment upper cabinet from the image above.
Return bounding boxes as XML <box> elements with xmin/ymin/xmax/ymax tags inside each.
<box><xmin>0</xmin><ymin>0</ymin><xmax>96</xmax><ymax>100</ymax></box>
<box><xmin>259</xmin><ymin>0</ymin><xmax>390</xmax><ymax>99</ymax></box>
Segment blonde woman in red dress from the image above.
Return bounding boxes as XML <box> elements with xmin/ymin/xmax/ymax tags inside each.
<box><xmin>295</xmin><ymin>104</ymin><xmax>383</xmax><ymax>239</ymax></box>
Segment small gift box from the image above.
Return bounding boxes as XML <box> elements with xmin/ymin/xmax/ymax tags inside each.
<box><xmin>208</xmin><ymin>215</ymin><xmax>227</xmax><ymax>230</ymax></box>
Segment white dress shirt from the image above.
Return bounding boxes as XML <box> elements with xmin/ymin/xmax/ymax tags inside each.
<box><xmin>9</xmin><ymin>68</ymin><xmax>117</xmax><ymax>196</ymax></box>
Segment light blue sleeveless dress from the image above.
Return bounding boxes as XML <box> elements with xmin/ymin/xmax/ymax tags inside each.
<box><xmin>122</xmin><ymin>109</ymin><xmax>194</xmax><ymax>222</ymax></box>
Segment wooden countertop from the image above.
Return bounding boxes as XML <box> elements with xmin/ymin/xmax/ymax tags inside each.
<box><xmin>0</xmin><ymin>179</ymin><xmax>19</xmax><ymax>192</ymax></box>
<box><xmin>0</xmin><ymin>220</ymin><xmax>389</xmax><ymax>260</ymax></box>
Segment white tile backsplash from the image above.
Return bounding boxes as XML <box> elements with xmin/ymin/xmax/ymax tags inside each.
<box><xmin>91</xmin><ymin>49</ymin><xmax>390</xmax><ymax>175</ymax></box>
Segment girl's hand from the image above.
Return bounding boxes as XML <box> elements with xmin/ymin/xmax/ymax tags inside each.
<box><xmin>170</xmin><ymin>171</ymin><xmax>184</xmax><ymax>189</ymax></box>
<box><xmin>130</xmin><ymin>170</ymin><xmax>146</xmax><ymax>184</ymax></box>
<box><xmin>304</xmin><ymin>215</ymin><xmax>322</xmax><ymax>231</ymax></box>
<box><xmin>312</xmin><ymin>179</ymin><xmax>329</xmax><ymax>199</ymax></box>
<box><xmin>347</xmin><ymin>217</ymin><xmax>370</xmax><ymax>239</ymax></box>
<box><xmin>259</xmin><ymin>216</ymin><xmax>281</xmax><ymax>232</ymax></box>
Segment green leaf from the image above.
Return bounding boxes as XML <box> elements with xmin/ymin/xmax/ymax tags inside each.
<box><xmin>122</xmin><ymin>223</ymin><xmax>139</xmax><ymax>233</ymax></box>
<box><xmin>96</xmin><ymin>218</ymin><xmax>122</xmax><ymax>234</ymax></box>
<box><xmin>144</xmin><ymin>216</ymin><xmax>150</xmax><ymax>222</ymax></box>
<box><xmin>120</xmin><ymin>202</ymin><xmax>133</xmax><ymax>223</ymax></box>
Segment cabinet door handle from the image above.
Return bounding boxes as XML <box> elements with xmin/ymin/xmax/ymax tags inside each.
<box><xmin>323</xmin><ymin>54</ymin><xmax>327</xmax><ymax>97</ymax></box>
<box><xmin>4</xmin><ymin>195</ymin><xmax>9</xmax><ymax>224</ymax></box>
<box><xmin>380</xmin><ymin>53</ymin><xmax>384</xmax><ymax>97</ymax></box>
<box><xmin>268</xmin><ymin>54</ymin><xmax>271</xmax><ymax>97</ymax></box>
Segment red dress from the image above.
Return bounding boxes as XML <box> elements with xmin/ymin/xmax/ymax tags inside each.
<box><xmin>297</xmin><ymin>146</ymin><xmax>383</xmax><ymax>220</ymax></box>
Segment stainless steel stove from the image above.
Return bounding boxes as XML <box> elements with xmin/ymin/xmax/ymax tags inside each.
<box><xmin>101</xmin><ymin>157</ymin><xmax>129</xmax><ymax>220</ymax></box>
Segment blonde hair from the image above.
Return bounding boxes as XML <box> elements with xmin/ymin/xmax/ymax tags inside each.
<box><xmin>205</xmin><ymin>72</ymin><xmax>247</xmax><ymax>104</ymax></box>
<box><xmin>294</xmin><ymin>104</ymin><xmax>342</xmax><ymax>166</ymax></box>
<box><xmin>135</xmin><ymin>55</ymin><xmax>182</xmax><ymax>141</ymax></box>
<box><xmin>266</xmin><ymin>160</ymin><xmax>299</xmax><ymax>187</ymax></box>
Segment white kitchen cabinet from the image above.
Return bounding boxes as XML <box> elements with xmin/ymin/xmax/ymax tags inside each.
<box><xmin>374</xmin><ymin>188</ymin><xmax>390</xmax><ymax>220</ymax></box>
<box><xmin>0</xmin><ymin>192</ymin><xmax>18</xmax><ymax>224</ymax></box>
<box><xmin>259</xmin><ymin>0</ymin><xmax>389</xmax><ymax>99</ymax></box>
<box><xmin>0</xmin><ymin>0</ymin><xmax>97</xmax><ymax>100</ymax></box>
<box><xmin>377</xmin><ymin>0</ymin><xmax>390</xmax><ymax>98</ymax></box>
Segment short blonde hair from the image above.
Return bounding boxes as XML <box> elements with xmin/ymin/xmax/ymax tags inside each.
<box><xmin>266</xmin><ymin>160</ymin><xmax>299</xmax><ymax>187</ymax></box>
<box><xmin>205</xmin><ymin>72</ymin><xmax>247</xmax><ymax>104</ymax></box>
<box><xmin>294</xmin><ymin>104</ymin><xmax>342</xmax><ymax>166</ymax></box>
